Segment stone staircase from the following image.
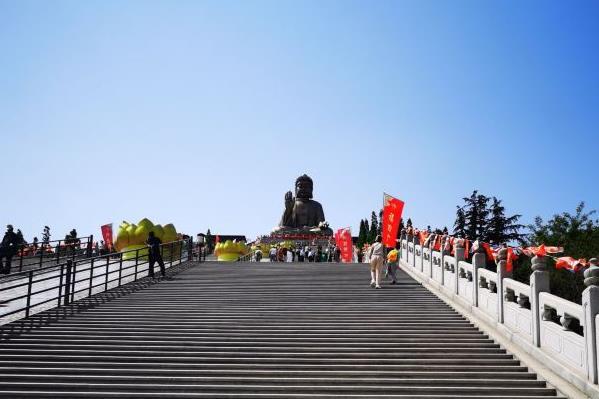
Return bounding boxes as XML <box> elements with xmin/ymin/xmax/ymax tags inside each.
<box><xmin>0</xmin><ymin>262</ymin><xmax>564</xmax><ymax>398</ymax></box>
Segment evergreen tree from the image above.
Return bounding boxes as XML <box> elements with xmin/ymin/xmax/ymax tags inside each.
<box><xmin>377</xmin><ymin>209</ymin><xmax>383</xmax><ymax>236</ymax></box>
<box><xmin>357</xmin><ymin>219</ymin><xmax>367</xmax><ymax>248</ymax></box>
<box><xmin>368</xmin><ymin>211</ymin><xmax>379</xmax><ymax>243</ymax></box>
<box><xmin>453</xmin><ymin>206</ymin><xmax>466</xmax><ymax>237</ymax></box>
<box><xmin>486</xmin><ymin>197</ymin><xmax>525</xmax><ymax>244</ymax></box>
<box><xmin>363</xmin><ymin>219</ymin><xmax>370</xmax><ymax>243</ymax></box>
<box><xmin>462</xmin><ymin>190</ymin><xmax>489</xmax><ymax>240</ymax></box>
<box><xmin>406</xmin><ymin>218</ymin><xmax>413</xmax><ymax>228</ymax></box>
<box><xmin>442</xmin><ymin>226</ymin><xmax>449</xmax><ymax>235</ymax></box>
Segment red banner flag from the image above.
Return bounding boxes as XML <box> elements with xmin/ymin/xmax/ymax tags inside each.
<box><xmin>382</xmin><ymin>193</ymin><xmax>405</xmax><ymax>248</ymax></box>
<box><xmin>555</xmin><ymin>257</ymin><xmax>588</xmax><ymax>273</ymax></box>
<box><xmin>335</xmin><ymin>227</ymin><xmax>353</xmax><ymax>263</ymax></box>
<box><xmin>100</xmin><ymin>224</ymin><xmax>114</xmax><ymax>250</ymax></box>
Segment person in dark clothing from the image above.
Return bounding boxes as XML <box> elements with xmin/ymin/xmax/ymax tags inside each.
<box><xmin>0</xmin><ymin>225</ymin><xmax>19</xmax><ymax>274</ymax></box>
<box><xmin>146</xmin><ymin>231</ymin><xmax>165</xmax><ymax>278</ymax></box>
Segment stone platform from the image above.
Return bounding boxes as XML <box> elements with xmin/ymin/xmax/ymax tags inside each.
<box><xmin>0</xmin><ymin>262</ymin><xmax>563</xmax><ymax>398</ymax></box>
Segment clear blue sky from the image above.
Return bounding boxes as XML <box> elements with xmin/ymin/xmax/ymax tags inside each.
<box><xmin>1</xmin><ymin>0</ymin><xmax>598</xmax><ymax>242</ymax></box>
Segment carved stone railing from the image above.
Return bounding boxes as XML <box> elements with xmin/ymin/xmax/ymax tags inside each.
<box><xmin>457</xmin><ymin>260</ymin><xmax>475</xmax><ymax>305</ymax></box>
<box><xmin>477</xmin><ymin>267</ymin><xmax>499</xmax><ymax>321</ymax></box>
<box><xmin>422</xmin><ymin>247</ymin><xmax>432</xmax><ymax>278</ymax></box>
<box><xmin>431</xmin><ymin>251</ymin><xmax>443</xmax><ymax>285</ymax></box>
<box><xmin>442</xmin><ymin>255</ymin><xmax>457</xmax><ymax>295</ymax></box>
<box><xmin>503</xmin><ymin>278</ymin><xmax>533</xmax><ymax>344</ymax></box>
<box><xmin>398</xmin><ymin>239</ymin><xmax>599</xmax><ymax>397</ymax></box>
<box><xmin>539</xmin><ymin>292</ymin><xmax>586</xmax><ymax>376</ymax></box>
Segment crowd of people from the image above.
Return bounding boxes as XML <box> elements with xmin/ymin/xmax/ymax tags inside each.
<box><xmin>264</xmin><ymin>244</ymin><xmax>343</xmax><ymax>263</ymax></box>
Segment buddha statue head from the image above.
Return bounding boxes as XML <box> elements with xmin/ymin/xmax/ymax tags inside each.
<box><xmin>295</xmin><ymin>174</ymin><xmax>314</xmax><ymax>200</ymax></box>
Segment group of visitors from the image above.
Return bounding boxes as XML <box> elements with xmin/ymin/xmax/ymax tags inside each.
<box><xmin>365</xmin><ymin>235</ymin><xmax>400</xmax><ymax>289</ymax></box>
<box><xmin>266</xmin><ymin>245</ymin><xmax>342</xmax><ymax>263</ymax></box>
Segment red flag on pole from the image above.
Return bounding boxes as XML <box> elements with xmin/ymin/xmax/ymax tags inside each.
<box><xmin>101</xmin><ymin>224</ymin><xmax>114</xmax><ymax>251</ymax></box>
<box><xmin>382</xmin><ymin>193</ymin><xmax>405</xmax><ymax>248</ymax></box>
<box><xmin>335</xmin><ymin>227</ymin><xmax>353</xmax><ymax>263</ymax></box>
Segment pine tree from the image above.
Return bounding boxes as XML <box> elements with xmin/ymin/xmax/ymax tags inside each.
<box><xmin>486</xmin><ymin>197</ymin><xmax>524</xmax><ymax>244</ymax></box>
<box><xmin>406</xmin><ymin>218</ymin><xmax>413</xmax><ymax>228</ymax></box>
<box><xmin>363</xmin><ymin>219</ymin><xmax>370</xmax><ymax>242</ymax></box>
<box><xmin>377</xmin><ymin>209</ymin><xmax>383</xmax><ymax>236</ymax></box>
<box><xmin>454</xmin><ymin>206</ymin><xmax>466</xmax><ymax>237</ymax></box>
<box><xmin>369</xmin><ymin>211</ymin><xmax>379</xmax><ymax>243</ymax></box>
<box><xmin>462</xmin><ymin>190</ymin><xmax>489</xmax><ymax>240</ymax></box>
<box><xmin>358</xmin><ymin>219</ymin><xmax>367</xmax><ymax>248</ymax></box>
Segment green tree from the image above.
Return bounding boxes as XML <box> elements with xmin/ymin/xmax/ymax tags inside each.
<box><xmin>406</xmin><ymin>218</ymin><xmax>413</xmax><ymax>228</ymax></box>
<box><xmin>357</xmin><ymin>219</ymin><xmax>367</xmax><ymax>248</ymax></box>
<box><xmin>462</xmin><ymin>190</ymin><xmax>489</xmax><ymax>240</ymax></box>
<box><xmin>368</xmin><ymin>211</ymin><xmax>379</xmax><ymax>243</ymax></box>
<box><xmin>512</xmin><ymin>202</ymin><xmax>599</xmax><ymax>304</ymax></box>
<box><xmin>377</xmin><ymin>209</ymin><xmax>383</xmax><ymax>236</ymax></box>
<box><xmin>486</xmin><ymin>197</ymin><xmax>525</xmax><ymax>245</ymax></box>
<box><xmin>453</xmin><ymin>206</ymin><xmax>466</xmax><ymax>237</ymax></box>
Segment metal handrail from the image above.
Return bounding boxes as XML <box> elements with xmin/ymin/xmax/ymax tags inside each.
<box><xmin>0</xmin><ymin>238</ymin><xmax>193</xmax><ymax>323</ymax></box>
<box><xmin>10</xmin><ymin>235</ymin><xmax>95</xmax><ymax>273</ymax></box>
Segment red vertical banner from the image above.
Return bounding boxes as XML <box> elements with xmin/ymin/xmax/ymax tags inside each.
<box><xmin>101</xmin><ymin>224</ymin><xmax>114</xmax><ymax>250</ymax></box>
<box><xmin>335</xmin><ymin>227</ymin><xmax>353</xmax><ymax>263</ymax></box>
<box><xmin>382</xmin><ymin>193</ymin><xmax>405</xmax><ymax>248</ymax></box>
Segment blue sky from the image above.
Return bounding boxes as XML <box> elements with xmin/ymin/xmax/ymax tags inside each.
<box><xmin>1</xmin><ymin>0</ymin><xmax>598</xmax><ymax>242</ymax></box>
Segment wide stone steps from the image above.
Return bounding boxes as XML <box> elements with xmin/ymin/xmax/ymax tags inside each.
<box><xmin>0</xmin><ymin>262</ymin><xmax>564</xmax><ymax>398</ymax></box>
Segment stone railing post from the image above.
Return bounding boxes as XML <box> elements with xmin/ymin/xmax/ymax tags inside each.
<box><xmin>427</xmin><ymin>239</ymin><xmax>434</xmax><ymax>278</ymax></box>
<box><xmin>472</xmin><ymin>251</ymin><xmax>485</xmax><ymax>307</ymax></box>
<box><xmin>454</xmin><ymin>240</ymin><xmax>465</xmax><ymax>295</ymax></box>
<box><xmin>440</xmin><ymin>235</ymin><xmax>449</xmax><ymax>286</ymax></box>
<box><xmin>530</xmin><ymin>253</ymin><xmax>550</xmax><ymax>347</ymax></box>
<box><xmin>583</xmin><ymin>258</ymin><xmax>599</xmax><ymax>383</ymax></box>
<box><xmin>399</xmin><ymin>230</ymin><xmax>406</xmax><ymax>261</ymax></box>
<box><xmin>412</xmin><ymin>234</ymin><xmax>422</xmax><ymax>269</ymax></box>
<box><xmin>496</xmin><ymin>247</ymin><xmax>512</xmax><ymax>324</ymax></box>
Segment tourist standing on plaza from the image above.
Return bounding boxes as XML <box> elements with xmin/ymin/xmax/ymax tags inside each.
<box><xmin>146</xmin><ymin>231</ymin><xmax>165</xmax><ymax>278</ymax></box>
<box><xmin>269</xmin><ymin>246</ymin><xmax>277</xmax><ymax>262</ymax></box>
<box><xmin>367</xmin><ymin>235</ymin><xmax>385</xmax><ymax>289</ymax></box>
<box><xmin>0</xmin><ymin>225</ymin><xmax>19</xmax><ymax>274</ymax></box>
<box><xmin>298</xmin><ymin>248</ymin><xmax>305</xmax><ymax>262</ymax></box>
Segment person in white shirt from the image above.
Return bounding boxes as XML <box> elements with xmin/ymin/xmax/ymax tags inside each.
<box><xmin>269</xmin><ymin>246</ymin><xmax>277</xmax><ymax>262</ymax></box>
<box><xmin>286</xmin><ymin>249</ymin><xmax>293</xmax><ymax>263</ymax></box>
<box><xmin>367</xmin><ymin>235</ymin><xmax>385</xmax><ymax>289</ymax></box>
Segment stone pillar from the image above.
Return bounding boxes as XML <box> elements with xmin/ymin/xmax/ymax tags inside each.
<box><xmin>530</xmin><ymin>254</ymin><xmax>550</xmax><ymax>347</ymax></box>
<box><xmin>440</xmin><ymin>236</ymin><xmax>448</xmax><ymax>286</ymax></box>
<box><xmin>399</xmin><ymin>229</ymin><xmax>406</xmax><ymax>261</ymax></box>
<box><xmin>454</xmin><ymin>240</ymin><xmax>465</xmax><ymax>295</ymax></box>
<box><xmin>411</xmin><ymin>235</ymin><xmax>418</xmax><ymax>269</ymax></box>
<box><xmin>472</xmin><ymin>252</ymin><xmax>485</xmax><ymax>307</ymax></box>
<box><xmin>496</xmin><ymin>247</ymin><xmax>512</xmax><ymax>324</ymax></box>
<box><xmin>583</xmin><ymin>258</ymin><xmax>599</xmax><ymax>383</ymax></box>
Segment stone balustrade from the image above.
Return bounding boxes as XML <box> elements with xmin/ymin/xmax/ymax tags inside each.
<box><xmin>398</xmin><ymin>239</ymin><xmax>599</xmax><ymax>397</ymax></box>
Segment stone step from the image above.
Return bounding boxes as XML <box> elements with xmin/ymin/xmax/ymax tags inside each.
<box><xmin>0</xmin><ymin>392</ymin><xmax>569</xmax><ymax>399</ymax></box>
<box><xmin>0</xmin><ymin>262</ymin><xmax>561</xmax><ymax>398</ymax></box>
<box><xmin>0</xmin><ymin>361</ymin><xmax>529</xmax><ymax>372</ymax></box>
<box><xmin>0</xmin><ymin>382</ymin><xmax>559</xmax><ymax>395</ymax></box>
<box><xmin>0</xmin><ymin>354</ymin><xmax>523</xmax><ymax>365</ymax></box>
<box><xmin>0</xmin><ymin>367</ymin><xmax>538</xmax><ymax>379</ymax></box>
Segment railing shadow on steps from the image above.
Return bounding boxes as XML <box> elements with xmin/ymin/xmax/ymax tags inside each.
<box><xmin>0</xmin><ymin>238</ymin><xmax>196</xmax><ymax>329</ymax></box>
<box><xmin>398</xmin><ymin>237</ymin><xmax>599</xmax><ymax>398</ymax></box>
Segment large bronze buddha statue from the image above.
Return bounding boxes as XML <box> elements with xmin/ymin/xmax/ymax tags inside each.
<box><xmin>275</xmin><ymin>174</ymin><xmax>330</xmax><ymax>234</ymax></box>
